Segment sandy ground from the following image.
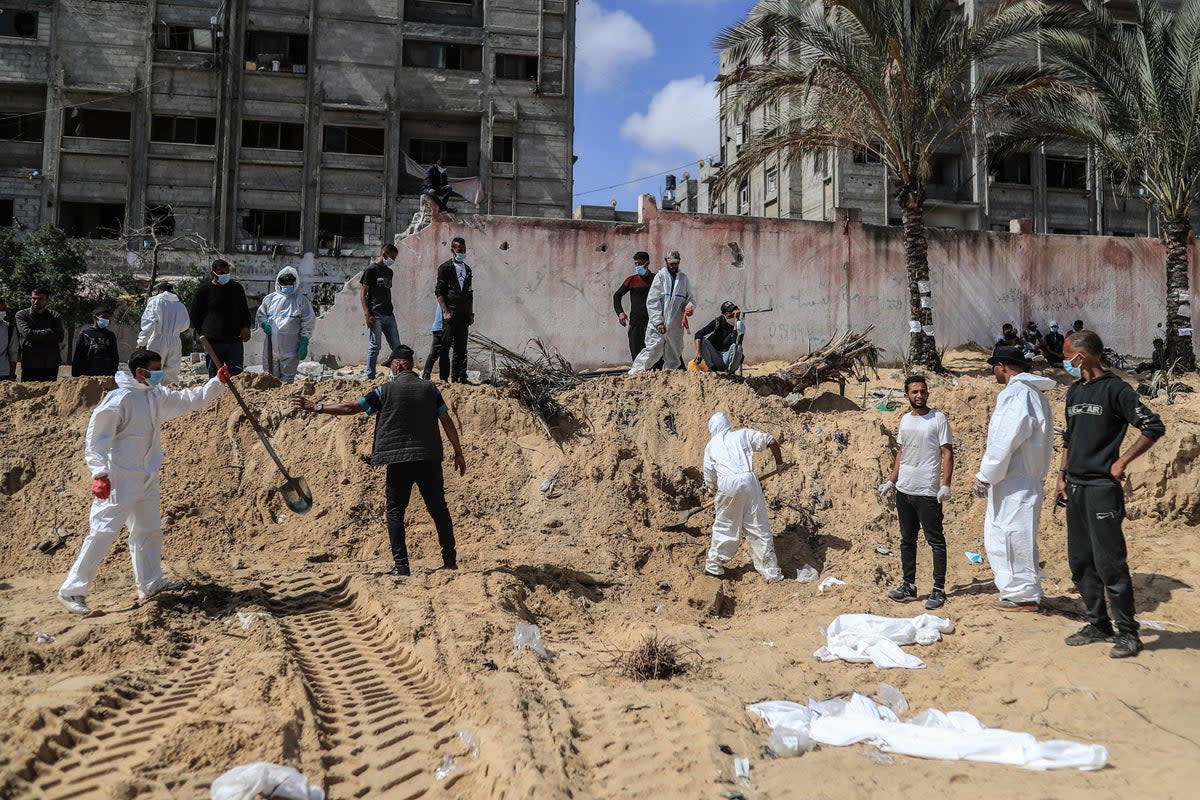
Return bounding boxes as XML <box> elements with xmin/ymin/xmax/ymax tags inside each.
<box><xmin>1</xmin><ymin>347</ymin><xmax>1198</xmax><ymax>799</ymax></box>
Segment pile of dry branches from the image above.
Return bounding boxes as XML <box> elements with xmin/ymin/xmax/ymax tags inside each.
<box><xmin>468</xmin><ymin>333</ymin><xmax>581</xmax><ymax>438</ymax></box>
<box><xmin>609</xmin><ymin>633</ymin><xmax>697</xmax><ymax>681</ymax></box>
<box><xmin>744</xmin><ymin>327</ymin><xmax>880</xmax><ymax>397</ymax></box>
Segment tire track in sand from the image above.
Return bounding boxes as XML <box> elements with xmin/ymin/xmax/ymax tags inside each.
<box><xmin>17</xmin><ymin>651</ymin><xmax>223</xmax><ymax>799</ymax></box>
<box><xmin>267</xmin><ymin>574</ymin><xmax>457</xmax><ymax>799</ymax></box>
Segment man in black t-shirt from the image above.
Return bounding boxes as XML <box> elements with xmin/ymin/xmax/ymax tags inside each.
<box><xmin>692</xmin><ymin>302</ymin><xmax>743</xmax><ymax>372</ymax></box>
<box><xmin>360</xmin><ymin>243</ymin><xmax>402</xmax><ymax>379</ymax></box>
<box><xmin>291</xmin><ymin>345</ymin><xmax>468</xmax><ymax>576</ymax></box>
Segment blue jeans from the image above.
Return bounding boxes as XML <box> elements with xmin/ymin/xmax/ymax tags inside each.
<box><xmin>367</xmin><ymin>314</ymin><xmax>401</xmax><ymax>378</ymax></box>
<box><xmin>205</xmin><ymin>339</ymin><xmax>244</xmax><ymax>377</ymax></box>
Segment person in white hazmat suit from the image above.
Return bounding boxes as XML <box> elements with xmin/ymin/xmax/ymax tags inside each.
<box><xmin>972</xmin><ymin>345</ymin><xmax>1056</xmax><ymax>611</ymax></box>
<box><xmin>57</xmin><ymin>349</ymin><xmax>229</xmax><ymax>615</ymax></box>
<box><xmin>702</xmin><ymin>412</ymin><xmax>786</xmax><ymax>582</ymax></box>
<box><xmin>628</xmin><ymin>250</ymin><xmax>694</xmax><ymax>372</ymax></box>
<box><xmin>136</xmin><ymin>282</ymin><xmax>191</xmax><ymax>383</ymax></box>
<box><xmin>256</xmin><ymin>266</ymin><xmax>316</xmax><ymax>382</ymax></box>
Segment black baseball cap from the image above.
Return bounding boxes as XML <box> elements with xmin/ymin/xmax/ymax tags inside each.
<box><xmin>987</xmin><ymin>345</ymin><xmax>1029</xmax><ymax>369</ymax></box>
<box><xmin>720</xmin><ymin>301</ymin><xmax>739</xmax><ymax>314</ymax></box>
<box><xmin>387</xmin><ymin>345</ymin><xmax>415</xmax><ymax>362</ymax></box>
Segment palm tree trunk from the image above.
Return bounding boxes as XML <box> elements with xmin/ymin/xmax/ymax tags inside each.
<box><xmin>1163</xmin><ymin>218</ymin><xmax>1196</xmax><ymax>372</ymax></box>
<box><xmin>898</xmin><ymin>185</ymin><xmax>942</xmax><ymax>371</ymax></box>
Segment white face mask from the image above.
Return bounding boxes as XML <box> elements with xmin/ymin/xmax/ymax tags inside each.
<box><xmin>0</xmin><ymin>311</ymin><xmax>6</xmax><ymax>322</ymax></box>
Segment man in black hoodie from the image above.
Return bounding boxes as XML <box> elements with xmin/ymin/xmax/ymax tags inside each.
<box><xmin>190</xmin><ymin>259</ymin><xmax>252</xmax><ymax>376</ymax></box>
<box><xmin>72</xmin><ymin>307</ymin><xmax>120</xmax><ymax>377</ymax></box>
<box><xmin>435</xmin><ymin>237</ymin><xmax>473</xmax><ymax>383</ymax></box>
<box><xmin>1056</xmin><ymin>330</ymin><xmax>1165</xmax><ymax>659</ymax></box>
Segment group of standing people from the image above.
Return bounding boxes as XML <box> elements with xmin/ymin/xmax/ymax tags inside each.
<box><xmin>878</xmin><ymin>334</ymin><xmax>1164</xmax><ymax>659</ymax></box>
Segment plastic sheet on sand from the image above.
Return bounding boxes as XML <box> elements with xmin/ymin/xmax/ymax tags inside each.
<box><xmin>747</xmin><ymin>694</ymin><xmax>1107</xmax><ymax>771</ymax></box>
<box><xmin>814</xmin><ymin>613</ymin><xmax>954</xmax><ymax>669</ymax></box>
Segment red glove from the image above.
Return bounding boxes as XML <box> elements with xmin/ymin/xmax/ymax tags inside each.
<box><xmin>217</xmin><ymin>365</ymin><xmax>231</xmax><ymax>383</ymax></box>
<box><xmin>92</xmin><ymin>476</ymin><xmax>111</xmax><ymax>500</ymax></box>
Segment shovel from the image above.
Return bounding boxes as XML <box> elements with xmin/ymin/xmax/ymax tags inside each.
<box><xmin>199</xmin><ymin>336</ymin><xmax>313</xmax><ymax>514</ymax></box>
<box><xmin>265</xmin><ymin>326</ymin><xmax>275</xmax><ymax>378</ymax></box>
<box><xmin>664</xmin><ymin>463</ymin><xmax>791</xmax><ymax>529</ymax></box>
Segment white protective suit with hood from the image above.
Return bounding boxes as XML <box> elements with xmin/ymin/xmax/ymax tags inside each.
<box><xmin>703</xmin><ymin>412</ymin><xmax>784</xmax><ymax>581</ymax></box>
<box><xmin>976</xmin><ymin>372</ymin><xmax>1056</xmax><ymax>604</ymax></box>
<box><xmin>256</xmin><ymin>266</ymin><xmax>316</xmax><ymax>382</ymax></box>
<box><xmin>628</xmin><ymin>268</ymin><xmax>694</xmax><ymax>372</ymax></box>
<box><xmin>60</xmin><ymin>370</ymin><xmax>224</xmax><ymax>599</ymax></box>
<box><xmin>136</xmin><ymin>290</ymin><xmax>191</xmax><ymax>383</ymax></box>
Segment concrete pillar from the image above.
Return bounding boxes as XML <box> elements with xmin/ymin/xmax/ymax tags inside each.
<box><xmin>300</xmin><ymin>0</ymin><xmax>320</xmax><ymax>252</ymax></box>
<box><xmin>215</xmin><ymin>0</ymin><xmax>247</xmax><ymax>249</ymax></box>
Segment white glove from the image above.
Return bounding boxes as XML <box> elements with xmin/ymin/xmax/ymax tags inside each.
<box><xmin>937</xmin><ymin>485</ymin><xmax>951</xmax><ymax>503</ymax></box>
<box><xmin>877</xmin><ymin>481</ymin><xmax>895</xmax><ymax>497</ymax></box>
<box><xmin>971</xmin><ymin>479</ymin><xmax>989</xmax><ymax>498</ymax></box>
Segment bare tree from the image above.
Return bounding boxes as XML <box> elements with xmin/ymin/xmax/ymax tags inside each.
<box><xmin>102</xmin><ymin>204</ymin><xmax>219</xmax><ymax>300</ymax></box>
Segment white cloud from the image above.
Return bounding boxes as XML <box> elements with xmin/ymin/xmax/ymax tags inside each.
<box><xmin>619</xmin><ymin>76</ymin><xmax>719</xmax><ymax>156</ymax></box>
<box><xmin>576</xmin><ymin>0</ymin><xmax>655</xmax><ymax>93</ymax></box>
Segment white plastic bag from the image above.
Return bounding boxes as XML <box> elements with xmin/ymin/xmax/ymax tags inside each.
<box><xmin>795</xmin><ymin>565</ymin><xmax>819</xmax><ymax>584</ymax></box>
<box><xmin>876</xmin><ymin>683</ymin><xmax>909</xmax><ymax>714</ymax></box>
<box><xmin>817</xmin><ymin>576</ymin><xmax>846</xmax><ymax>592</ymax></box>
<box><xmin>210</xmin><ymin>762</ymin><xmax>324</xmax><ymax>800</ymax></box>
<box><xmin>513</xmin><ymin>622</ymin><xmax>554</xmax><ymax>660</ymax></box>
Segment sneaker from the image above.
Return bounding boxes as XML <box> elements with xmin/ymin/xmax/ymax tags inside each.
<box><xmin>58</xmin><ymin>594</ymin><xmax>91</xmax><ymax>615</ymax></box>
<box><xmin>138</xmin><ymin>578</ymin><xmax>185</xmax><ymax>601</ymax></box>
<box><xmin>995</xmin><ymin>598</ymin><xmax>1039</xmax><ymax>612</ymax></box>
<box><xmin>389</xmin><ymin>563</ymin><xmax>411</xmax><ymax>577</ymax></box>
<box><xmin>924</xmin><ymin>588</ymin><xmax>947</xmax><ymax>610</ymax></box>
<box><xmin>887</xmin><ymin>582</ymin><xmax>917</xmax><ymax>602</ymax></box>
<box><xmin>1064</xmin><ymin>622</ymin><xmax>1115</xmax><ymax>646</ymax></box>
<box><xmin>1109</xmin><ymin>632</ymin><xmax>1143</xmax><ymax>659</ymax></box>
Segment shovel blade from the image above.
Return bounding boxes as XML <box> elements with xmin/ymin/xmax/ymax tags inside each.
<box><xmin>664</xmin><ymin>506</ymin><xmax>703</xmax><ymax>530</ymax></box>
<box><xmin>279</xmin><ymin>476</ymin><xmax>314</xmax><ymax>514</ymax></box>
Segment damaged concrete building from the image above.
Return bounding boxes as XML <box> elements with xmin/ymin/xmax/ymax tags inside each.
<box><xmin>0</xmin><ymin>0</ymin><xmax>575</xmax><ymax>250</ymax></box>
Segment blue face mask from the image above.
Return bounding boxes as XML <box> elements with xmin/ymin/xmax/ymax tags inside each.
<box><xmin>453</xmin><ymin>252</ymin><xmax>466</xmax><ymax>263</ymax></box>
<box><xmin>383</xmin><ymin>258</ymin><xmax>395</xmax><ymax>267</ymax></box>
<box><xmin>216</xmin><ymin>273</ymin><xmax>232</xmax><ymax>285</ymax></box>
<box><xmin>280</xmin><ymin>285</ymin><xmax>295</xmax><ymax>295</ymax></box>
<box><xmin>96</xmin><ymin>318</ymin><xmax>110</xmax><ymax>329</ymax></box>
<box><xmin>635</xmin><ymin>265</ymin><xmax>648</xmax><ymax>277</ymax></box>
<box><xmin>147</xmin><ymin>370</ymin><xmax>165</xmax><ymax>386</ymax></box>
<box><xmin>1063</xmin><ymin>357</ymin><xmax>1082</xmax><ymax>379</ymax></box>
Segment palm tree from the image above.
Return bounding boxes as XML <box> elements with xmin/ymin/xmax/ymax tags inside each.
<box><xmin>713</xmin><ymin>0</ymin><xmax>1069</xmax><ymax>370</ymax></box>
<box><xmin>995</xmin><ymin>0</ymin><xmax>1200</xmax><ymax>371</ymax></box>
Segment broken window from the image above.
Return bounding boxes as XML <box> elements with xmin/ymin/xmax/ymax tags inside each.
<box><xmin>63</xmin><ymin>109</ymin><xmax>131</xmax><ymax>140</ymax></box>
<box><xmin>852</xmin><ymin>145</ymin><xmax>882</xmax><ymax>164</ymax></box>
<box><xmin>403</xmin><ymin>41</ymin><xmax>483</xmax><ymax>71</ymax></box>
<box><xmin>318</xmin><ymin>212</ymin><xmax>365</xmax><ymax>241</ymax></box>
<box><xmin>146</xmin><ymin>205</ymin><xmax>176</xmax><ymax>236</ymax></box>
<box><xmin>494</xmin><ymin>53</ymin><xmax>538</xmax><ymax>81</ymax></box>
<box><xmin>991</xmin><ymin>152</ymin><xmax>1031</xmax><ymax>185</ymax></box>
<box><xmin>245</xmin><ymin>209</ymin><xmax>301</xmax><ymax>238</ymax></box>
<box><xmin>159</xmin><ymin>25</ymin><xmax>215</xmax><ymax>52</ymax></box>
<box><xmin>0</xmin><ymin>112</ymin><xmax>43</xmax><ymax>141</ymax></box>
<box><xmin>151</xmin><ymin>115</ymin><xmax>216</xmax><ymax>145</ymax></box>
<box><xmin>323</xmin><ymin>126</ymin><xmax>385</xmax><ymax>156</ymax></box>
<box><xmin>242</xmin><ymin>119</ymin><xmax>304</xmax><ymax>150</ymax></box>
<box><xmin>409</xmin><ymin>138</ymin><xmax>469</xmax><ymax>168</ymax></box>
<box><xmin>0</xmin><ymin>8</ymin><xmax>37</xmax><ymax>38</ymax></box>
<box><xmin>1045</xmin><ymin>156</ymin><xmax>1088</xmax><ymax>190</ymax></box>
<box><xmin>492</xmin><ymin>135</ymin><xmax>514</xmax><ymax>164</ymax></box>
<box><xmin>59</xmin><ymin>202</ymin><xmax>125</xmax><ymax>238</ymax></box>
<box><xmin>244</xmin><ymin>30</ymin><xmax>309</xmax><ymax>72</ymax></box>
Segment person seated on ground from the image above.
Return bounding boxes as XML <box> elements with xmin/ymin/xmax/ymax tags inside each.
<box><xmin>692</xmin><ymin>301</ymin><xmax>744</xmax><ymax>373</ymax></box>
<box><xmin>423</xmin><ymin>159</ymin><xmax>457</xmax><ymax>214</ymax></box>
<box><xmin>1021</xmin><ymin>321</ymin><xmax>1044</xmax><ymax>355</ymax></box>
<box><xmin>995</xmin><ymin>323</ymin><xmax>1020</xmax><ymax>349</ymax></box>
<box><xmin>1134</xmin><ymin>338</ymin><xmax>1166</xmax><ymax>374</ymax></box>
<box><xmin>1042</xmin><ymin>320</ymin><xmax>1066</xmax><ymax>363</ymax></box>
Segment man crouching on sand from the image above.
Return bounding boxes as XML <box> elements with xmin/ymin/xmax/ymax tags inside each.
<box><xmin>291</xmin><ymin>345</ymin><xmax>467</xmax><ymax>576</ymax></box>
<box><xmin>702</xmin><ymin>412</ymin><xmax>786</xmax><ymax>582</ymax></box>
<box><xmin>58</xmin><ymin>349</ymin><xmax>230</xmax><ymax>615</ymax></box>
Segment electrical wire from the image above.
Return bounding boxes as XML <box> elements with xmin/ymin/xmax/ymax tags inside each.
<box><xmin>574</xmin><ymin>156</ymin><xmax>716</xmax><ymax>198</ymax></box>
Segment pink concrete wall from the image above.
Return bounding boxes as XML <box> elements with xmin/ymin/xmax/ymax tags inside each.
<box><xmin>310</xmin><ymin>197</ymin><xmax>1193</xmax><ymax>370</ymax></box>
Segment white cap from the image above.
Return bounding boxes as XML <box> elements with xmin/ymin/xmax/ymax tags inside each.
<box><xmin>1049</xmin><ymin>320</ymin><xmax>1058</xmax><ymax>327</ymax></box>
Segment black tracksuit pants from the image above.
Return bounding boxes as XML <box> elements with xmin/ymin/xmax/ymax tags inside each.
<box><xmin>896</xmin><ymin>491</ymin><xmax>947</xmax><ymax>589</ymax></box>
<box><xmin>446</xmin><ymin>313</ymin><xmax>470</xmax><ymax>382</ymax></box>
<box><xmin>627</xmin><ymin>319</ymin><xmax>647</xmax><ymax>361</ymax></box>
<box><xmin>385</xmin><ymin>460</ymin><xmax>456</xmax><ymax>567</ymax></box>
<box><xmin>1066</xmin><ymin>482</ymin><xmax>1137</xmax><ymax>635</ymax></box>
<box><xmin>422</xmin><ymin>330</ymin><xmax>450</xmax><ymax>382</ymax></box>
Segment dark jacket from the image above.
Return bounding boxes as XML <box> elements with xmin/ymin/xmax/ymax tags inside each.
<box><xmin>1064</xmin><ymin>372</ymin><xmax>1165</xmax><ymax>485</ymax></box>
<box><xmin>435</xmin><ymin>259</ymin><xmax>473</xmax><ymax>316</ymax></box>
<box><xmin>190</xmin><ymin>280</ymin><xmax>252</xmax><ymax>342</ymax></box>
<box><xmin>695</xmin><ymin>315</ymin><xmax>738</xmax><ymax>350</ymax></box>
<box><xmin>14</xmin><ymin>307</ymin><xmax>64</xmax><ymax>370</ymax></box>
<box><xmin>1043</xmin><ymin>331</ymin><xmax>1066</xmax><ymax>359</ymax></box>
<box><xmin>613</xmin><ymin>273</ymin><xmax>654</xmax><ymax>324</ymax></box>
<box><xmin>424</xmin><ymin>164</ymin><xmax>447</xmax><ymax>191</ymax></box>
<box><xmin>71</xmin><ymin>326</ymin><xmax>119</xmax><ymax>377</ymax></box>
<box><xmin>363</xmin><ymin>371</ymin><xmax>448</xmax><ymax>466</ymax></box>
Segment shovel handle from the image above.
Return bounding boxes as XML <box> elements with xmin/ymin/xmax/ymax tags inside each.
<box><xmin>198</xmin><ymin>336</ymin><xmax>293</xmax><ymax>480</ymax></box>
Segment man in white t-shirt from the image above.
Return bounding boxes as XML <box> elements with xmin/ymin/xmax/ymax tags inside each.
<box><xmin>878</xmin><ymin>375</ymin><xmax>955</xmax><ymax>610</ymax></box>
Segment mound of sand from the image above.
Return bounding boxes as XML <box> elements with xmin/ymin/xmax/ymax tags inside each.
<box><xmin>0</xmin><ymin>357</ymin><xmax>1198</xmax><ymax>798</ymax></box>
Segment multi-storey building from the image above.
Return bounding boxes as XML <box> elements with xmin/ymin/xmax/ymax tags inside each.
<box><xmin>691</xmin><ymin>0</ymin><xmax>1188</xmax><ymax>237</ymax></box>
<box><xmin>0</xmin><ymin>0</ymin><xmax>575</xmax><ymax>252</ymax></box>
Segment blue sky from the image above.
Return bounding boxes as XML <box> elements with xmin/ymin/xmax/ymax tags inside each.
<box><xmin>571</xmin><ymin>0</ymin><xmax>752</xmax><ymax>211</ymax></box>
